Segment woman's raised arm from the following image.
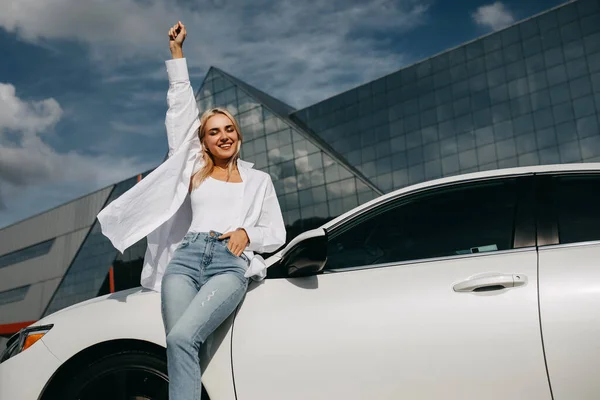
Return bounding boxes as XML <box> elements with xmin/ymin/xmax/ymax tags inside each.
<box><xmin>164</xmin><ymin>21</ymin><xmax>201</xmax><ymax>157</ymax></box>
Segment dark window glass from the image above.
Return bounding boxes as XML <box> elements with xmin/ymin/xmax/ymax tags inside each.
<box><xmin>538</xmin><ymin>11</ymin><xmax>558</xmax><ymax>33</ymax></box>
<box><xmin>437</xmin><ymin>103</ymin><xmax>454</xmax><ymax>122</ymax></box>
<box><xmin>457</xmin><ymin>132</ymin><xmax>476</xmax><ymax>152</ymax></box>
<box><xmin>550</xmin><ymin>83</ymin><xmax>571</xmax><ymax>105</ymax></box>
<box><xmin>589</xmin><ymin>51</ymin><xmax>600</xmax><ymax>73</ymax></box>
<box><xmin>496</xmin><ymin>138</ymin><xmax>518</xmax><ymax>159</ymax></box>
<box><xmin>573</xmin><ymin>94</ymin><xmax>596</xmax><ymax>118</ymax></box>
<box><xmin>556</xmin><ymin>120</ymin><xmax>579</xmax><ymax>144</ymax></box>
<box><xmin>372</xmin><ymin>77</ymin><xmax>387</xmax><ymax>94</ymax></box>
<box><xmin>434</xmin><ymin>69</ymin><xmax>452</xmax><ymax>88</ymax></box>
<box><xmin>418</xmin><ymin>76</ymin><xmax>435</xmax><ymax>93</ymax></box>
<box><xmin>473</xmin><ymin>108</ymin><xmax>492</xmax><ymax>129</ymax></box>
<box><xmin>554</xmin><ymin>175</ymin><xmax>600</xmax><ymax>244</ymax></box>
<box><xmin>564</xmin><ymin>39</ymin><xmax>585</xmax><ymax>61</ymax></box>
<box><xmin>490</xmin><ymin>84</ymin><xmax>509</xmax><ymax>104</ymax></box>
<box><xmin>541</xmin><ymin>28</ymin><xmax>562</xmax><ymax>50</ymax></box>
<box><xmin>455</xmin><ymin>114</ymin><xmax>473</xmax><ymax>133</ymax></box>
<box><xmin>531</xmin><ymin>89</ymin><xmax>552</xmax><ymax>111</ymax></box>
<box><xmin>494</xmin><ymin>120</ymin><xmax>514</xmax><ymax>139</ymax></box>
<box><xmin>421</xmin><ymin>108</ymin><xmax>438</xmax><ymax>127</ymax></box>
<box><xmin>483</xmin><ymin>33</ymin><xmax>503</xmax><ymax>53</ymax></box>
<box><xmin>570</xmin><ymin>75</ymin><xmax>593</xmax><ymax>98</ymax></box>
<box><xmin>423</xmin><ymin>141</ymin><xmax>441</xmax><ymax>161</ymax></box>
<box><xmin>466</xmin><ymin>41</ymin><xmax>485</xmax><ymax>60</ymax></box>
<box><xmin>523</xmin><ymin>36</ymin><xmax>543</xmax><ymax>57</ymax></box>
<box><xmin>577</xmin><ymin>0</ymin><xmax>600</xmax><ymax>16</ymax></box>
<box><xmin>470</xmin><ymin>73</ymin><xmax>488</xmax><ymax>92</ymax></box>
<box><xmin>504</xmin><ymin>43</ymin><xmax>524</xmax><ymax>64</ymax></box>
<box><xmin>553</xmin><ymin>102</ymin><xmax>575</xmax><ymax>125</ymax></box>
<box><xmin>452</xmin><ymin>80</ymin><xmax>470</xmax><ymax>100</ymax></box>
<box><xmin>511</xmin><ymin>95</ymin><xmax>532</xmax><ymax>117</ymax></box>
<box><xmin>558</xmin><ymin>2</ymin><xmax>579</xmax><ymax>25</ymax></box>
<box><xmin>0</xmin><ymin>239</ymin><xmax>55</xmax><ymax>269</ymax></box>
<box><xmin>417</xmin><ymin>60</ymin><xmax>433</xmax><ymax>79</ymax></box>
<box><xmin>472</xmin><ymin>90</ymin><xmax>491</xmax><ymax>111</ymax></box>
<box><xmin>484</xmin><ymin>50</ymin><xmax>504</xmax><ymax>71</ymax></box>
<box><xmin>566</xmin><ymin>57</ymin><xmax>589</xmax><ymax>80</ymax></box>
<box><xmin>547</xmin><ymin>65</ymin><xmax>568</xmax><ymax>86</ymax></box>
<box><xmin>492</xmin><ymin>102</ymin><xmax>511</xmax><ymax>123</ymax></box>
<box><xmin>419</xmin><ymin>92</ymin><xmax>436</xmax><ymax>111</ymax></box>
<box><xmin>593</xmin><ymin>71</ymin><xmax>600</xmax><ymax>92</ymax></box>
<box><xmin>516</xmin><ymin>132</ymin><xmax>537</xmax><ymax>153</ymax></box>
<box><xmin>449</xmin><ymin>47</ymin><xmax>466</xmax><ymax>66</ymax></box>
<box><xmin>520</xmin><ymin>19</ymin><xmax>539</xmax><ymax>40</ymax></box>
<box><xmin>581</xmin><ymin>12</ymin><xmax>600</xmax><ymax>36</ymax></box>
<box><xmin>533</xmin><ymin>108</ymin><xmax>555</xmax><ymax>130</ymax></box>
<box><xmin>435</xmin><ymin>86</ymin><xmax>453</xmax><ymax>105</ymax></box>
<box><xmin>475</xmin><ymin>126</ymin><xmax>495</xmax><ymax>146</ymax></box>
<box><xmin>561</xmin><ymin>20</ymin><xmax>583</xmax><ymax>43</ymax></box>
<box><xmin>450</xmin><ymin>64</ymin><xmax>468</xmax><ymax>81</ymax></box>
<box><xmin>584</xmin><ymin>32</ymin><xmax>600</xmax><ymax>54</ymax></box>
<box><xmin>467</xmin><ymin>57</ymin><xmax>486</xmax><ymax>76</ymax></box>
<box><xmin>506</xmin><ymin>60</ymin><xmax>527</xmax><ymax>81</ymax></box>
<box><xmin>502</xmin><ymin>26</ymin><xmax>521</xmax><ymax>47</ymax></box>
<box><xmin>558</xmin><ymin>140</ymin><xmax>582</xmax><ymax>162</ymax></box>
<box><xmin>487</xmin><ymin>67</ymin><xmax>507</xmax><ymax>87</ymax></box>
<box><xmin>537</xmin><ymin>126</ymin><xmax>558</xmax><ymax>149</ymax></box>
<box><xmin>514</xmin><ymin>113</ymin><xmax>535</xmax><ymax>135</ymax></box>
<box><xmin>402</xmin><ymin>66</ymin><xmax>417</xmax><ymax>85</ymax></box>
<box><xmin>325</xmin><ymin>179</ymin><xmax>519</xmax><ymax>270</ymax></box>
<box><xmin>0</xmin><ymin>285</ymin><xmax>30</xmax><ymax>305</ymax></box>
<box><xmin>544</xmin><ymin>47</ymin><xmax>565</xmax><ymax>68</ymax></box>
<box><xmin>433</xmin><ymin>53</ymin><xmax>450</xmax><ymax>72</ymax></box>
<box><xmin>577</xmin><ymin>114</ymin><xmax>599</xmax><ymax>138</ymax></box>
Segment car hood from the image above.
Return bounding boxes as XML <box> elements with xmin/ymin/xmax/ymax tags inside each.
<box><xmin>34</xmin><ymin>286</ymin><xmax>153</xmax><ymax>326</ymax></box>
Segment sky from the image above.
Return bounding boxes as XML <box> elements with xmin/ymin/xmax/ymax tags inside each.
<box><xmin>0</xmin><ymin>0</ymin><xmax>566</xmax><ymax>229</ymax></box>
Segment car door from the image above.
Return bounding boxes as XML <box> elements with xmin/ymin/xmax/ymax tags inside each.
<box><xmin>537</xmin><ymin>172</ymin><xmax>600</xmax><ymax>400</ymax></box>
<box><xmin>231</xmin><ymin>175</ymin><xmax>551</xmax><ymax>399</ymax></box>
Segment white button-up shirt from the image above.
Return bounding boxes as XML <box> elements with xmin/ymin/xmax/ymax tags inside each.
<box><xmin>97</xmin><ymin>58</ymin><xmax>287</xmax><ymax>292</ymax></box>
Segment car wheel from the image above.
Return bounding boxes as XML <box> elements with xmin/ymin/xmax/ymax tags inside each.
<box><xmin>57</xmin><ymin>349</ymin><xmax>169</xmax><ymax>400</ymax></box>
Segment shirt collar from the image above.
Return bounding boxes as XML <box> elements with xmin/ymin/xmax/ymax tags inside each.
<box><xmin>237</xmin><ymin>159</ymin><xmax>254</xmax><ymax>169</ymax></box>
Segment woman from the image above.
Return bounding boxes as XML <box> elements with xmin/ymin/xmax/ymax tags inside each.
<box><xmin>97</xmin><ymin>21</ymin><xmax>286</xmax><ymax>399</ymax></box>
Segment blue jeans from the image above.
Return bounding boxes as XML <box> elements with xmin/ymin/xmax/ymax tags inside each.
<box><xmin>161</xmin><ymin>230</ymin><xmax>249</xmax><ymax>400</ymax></box>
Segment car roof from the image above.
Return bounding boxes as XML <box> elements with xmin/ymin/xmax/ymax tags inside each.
<box><xmin>322</xmin><ymin>162</ymin><xmax>600</xmax><ymax>230</ymax></box>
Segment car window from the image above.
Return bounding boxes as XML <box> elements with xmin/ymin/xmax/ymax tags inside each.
<box><xmin>325</xmin><ymin>179</ymin><xmax>518</xmax><ymax>270</ymax></box>
<box><xmin>553</xmin><ymin>174</ymin><xmax>600</xmax><ymax>245</ymax></box>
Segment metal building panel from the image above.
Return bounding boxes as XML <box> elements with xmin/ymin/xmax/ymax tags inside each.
<box><xmin>0</xmin><ymin>186</ymin><xmax>113</xmax><ymax>256</ymax></box>
<box><xmin>0</xmin><ymin>282</ymin><xmax>44</xmax><ymax>324</ymax></box>
<box><xmin>0</xmin><ymin>227</ymin><xmax>89</xmax><ymax>293</ymax></box>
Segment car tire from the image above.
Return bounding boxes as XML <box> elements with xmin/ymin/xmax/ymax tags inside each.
<box><xmin>56</xmin><ymin>349</ymin><xmax>170</xmax><ymax>400</ymax></box>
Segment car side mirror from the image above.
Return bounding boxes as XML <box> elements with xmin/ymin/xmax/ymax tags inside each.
<box><xmin>279</xmin><ymin>228</ymin><xmax>328</xmax><ymax>278</ymax></box>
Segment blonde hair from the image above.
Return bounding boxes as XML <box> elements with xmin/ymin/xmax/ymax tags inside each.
<box><xmin>190</xmin><ymin>107</ymin><xmax>243</xmax><ymax>190</ymax></box>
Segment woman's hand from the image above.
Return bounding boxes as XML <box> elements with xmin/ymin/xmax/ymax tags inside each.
<box><xmin>168</xmin><ymin>21</ymin><xmax>186</xmax><ymax>59</ymax></box>
<box><xmin>219</xmin><ymin>229</ymin><xmax>249</xmax><ymax>257</ymax></box>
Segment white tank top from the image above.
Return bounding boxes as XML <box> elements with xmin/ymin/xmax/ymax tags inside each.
<box><xmin>188</xmin><ymin>176</ymin><xmax>244</xmax><ymax>234</ymax></box>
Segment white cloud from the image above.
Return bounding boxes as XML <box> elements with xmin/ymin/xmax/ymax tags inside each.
<box><xmin>0</xmin><ymin>83</ymin><xmax>155</xmax><ymax>222</ymax></box>
<box><xmin>0</xmin><ymin>84</ymin><xmax>62</xmax><ymax>137</ymax></box>
<box><xmin>1</xmin><ymin>0</ymin><xmax>430</xmax><ymax>107</ymax></box>
<box><xmin>0</xmin><ymin>0</ymin><xmax>431</xmax><ymax>227</ymax></box>
<box><xmin>472</xmin><ymin>2</ymin><xmax>515</xmax><ymax>31</ymax></box>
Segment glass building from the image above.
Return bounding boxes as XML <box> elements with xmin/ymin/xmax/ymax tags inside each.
<box><xmin>1</xmin><ymin>0</ymin><xmax>599</xmax><ymax>339</ymax></box>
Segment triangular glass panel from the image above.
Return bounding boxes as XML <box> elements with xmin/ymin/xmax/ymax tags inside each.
<box><xmin>194</xmin><ymin>69</ymin><xmax>381</xmax><ymax>241</ymax></box>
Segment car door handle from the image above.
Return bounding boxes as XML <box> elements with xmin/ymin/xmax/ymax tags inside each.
<box><xmin>453</xmin><ymin>274</ymin><xmax>527</xmax><ymax>292</ymax></box>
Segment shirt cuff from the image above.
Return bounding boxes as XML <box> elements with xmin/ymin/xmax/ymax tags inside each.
<box><xmin>243</xmin><ymin>227</ymin><xmax>262</xmax><ymax>251</ymax></box>
<box><xmin>165</xmin><ymin>58</ymin><xmax>189</xmax><ymax>83</ymax></box>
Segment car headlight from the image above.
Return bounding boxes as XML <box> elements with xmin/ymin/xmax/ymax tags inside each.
<box><xmin>0</xmin><ymin>324</ymin><xmax>53</xmax><ymax>364</ymax></box>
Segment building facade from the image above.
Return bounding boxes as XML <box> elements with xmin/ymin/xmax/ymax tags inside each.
<box><xmin>1</xmin><ymin>0</ymin><xmax>599</xmax><ymax>347</ymax></box>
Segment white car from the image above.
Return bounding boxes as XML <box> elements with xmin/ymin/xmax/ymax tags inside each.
<box><xmin>1</xmin><ymin>163</ymin><xmax>599</xmax><ymax>400</ymax></box>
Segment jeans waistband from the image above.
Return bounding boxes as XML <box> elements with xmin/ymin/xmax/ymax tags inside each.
<box><xmin>184</xmin><ymin>230</ymin><xmax>225</xmax><ymax>243</ymax></box>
